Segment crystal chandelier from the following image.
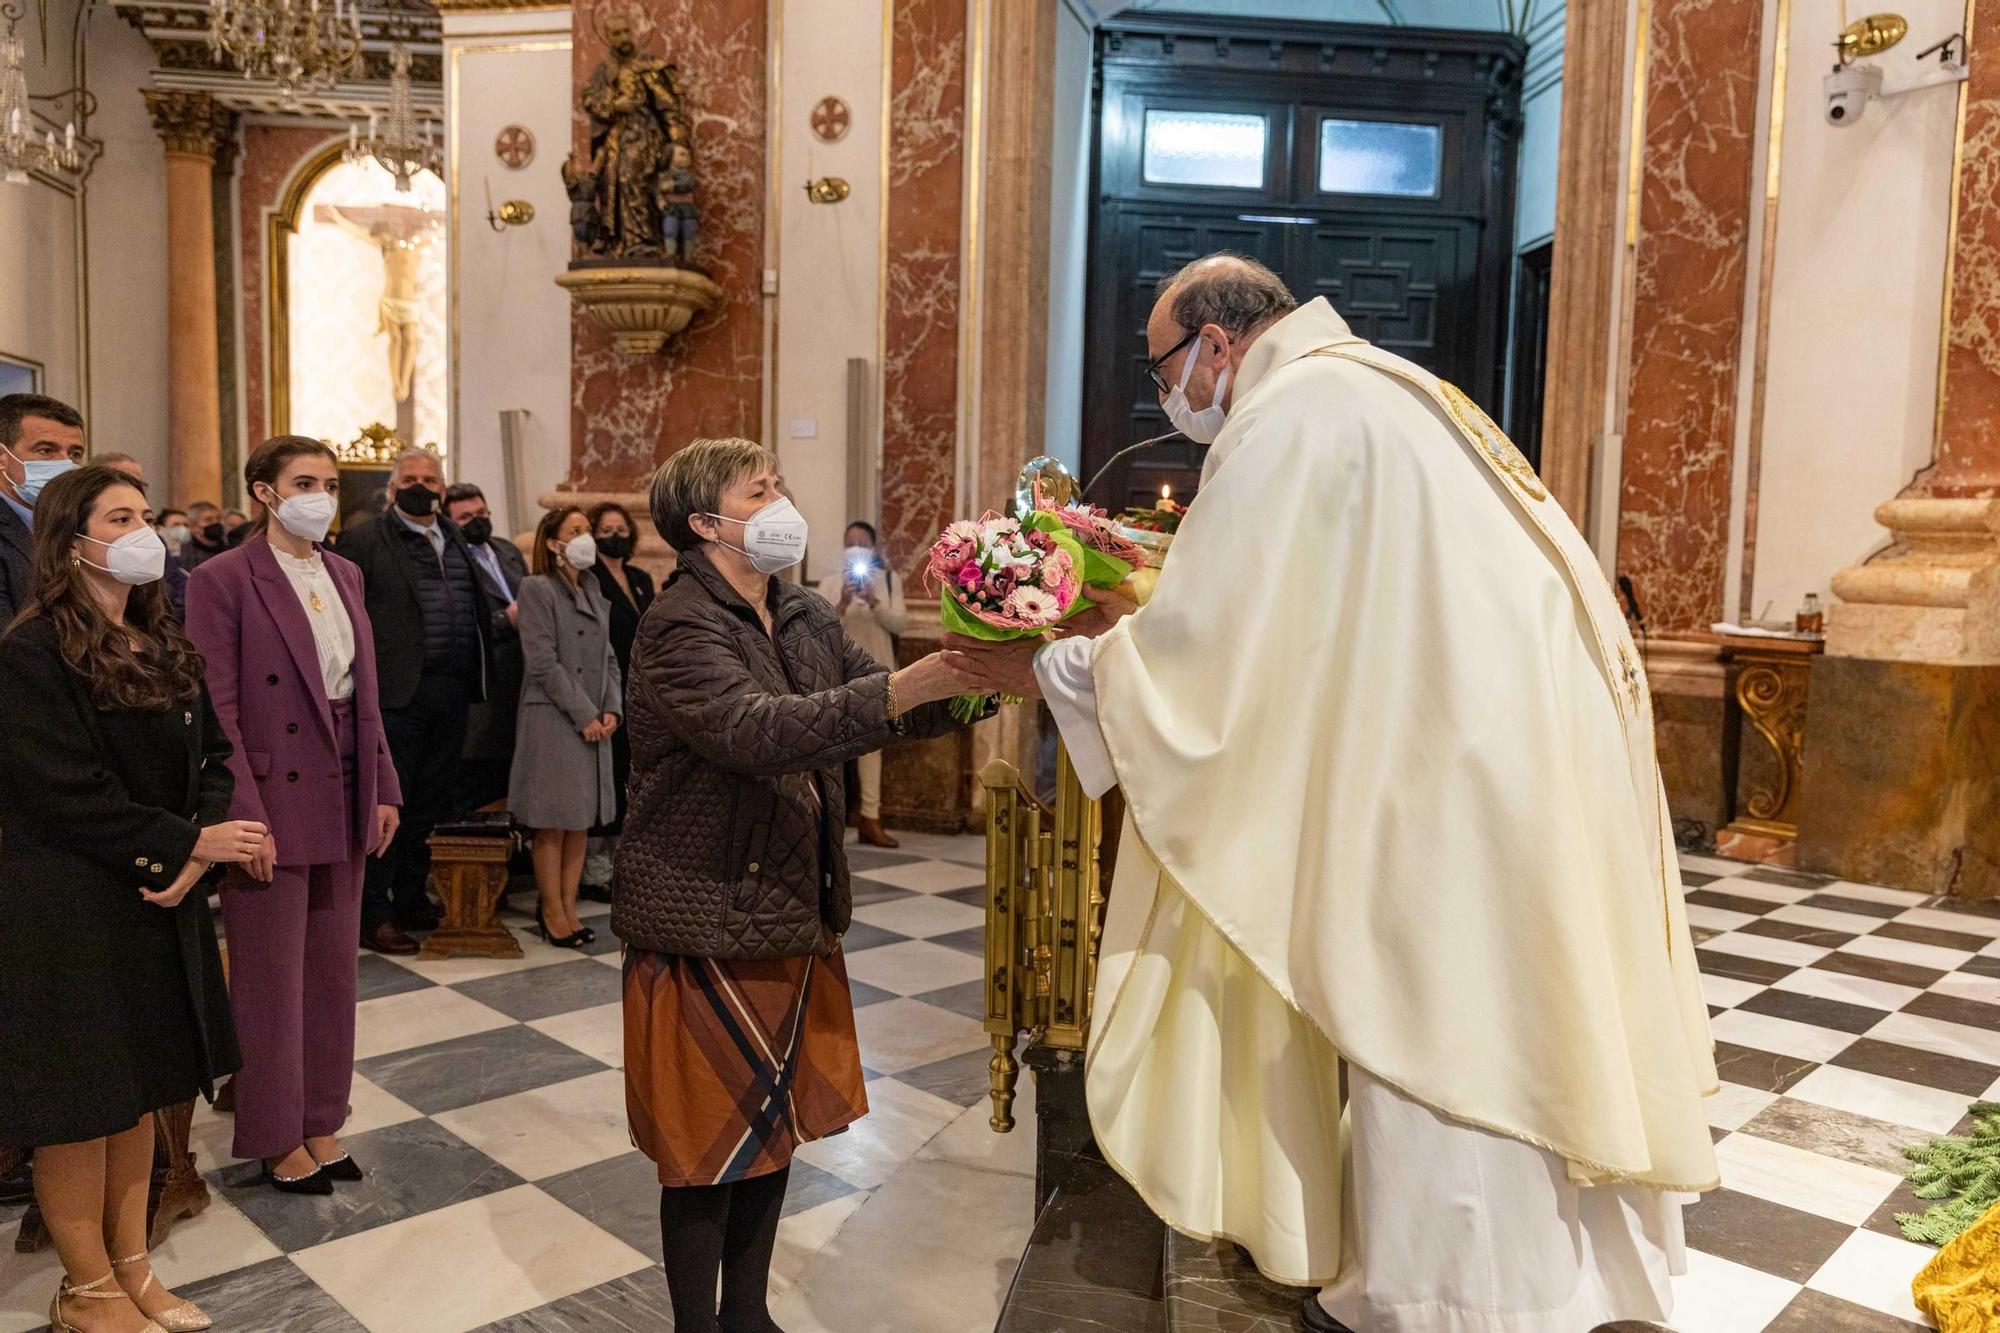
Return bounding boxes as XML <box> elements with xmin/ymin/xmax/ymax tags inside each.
<box><xmin>1</xmin><ymin>2</ymin><xmax>78</xmax><ymax>184</ymax></box>
<box><xmin>343</xmin><ymin>44</ymin><xmax>438</xmax><ymax>192</ymax></box>
<box><xmin>209</xmin><ymin>0</ymin><xmax>361</xmax><ymax>104</ymax></box>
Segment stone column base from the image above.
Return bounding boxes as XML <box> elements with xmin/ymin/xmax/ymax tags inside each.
<box><xmin>1797</xmin><ymin>656</ymin><xmax>2000</xmax><ymax>899</ymax></box>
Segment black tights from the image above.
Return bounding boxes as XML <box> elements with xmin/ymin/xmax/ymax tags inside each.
<box><xmin>658</xmin><ymin>1167</ymin><xmax>790</xmax><ymax>1333</ymax></box>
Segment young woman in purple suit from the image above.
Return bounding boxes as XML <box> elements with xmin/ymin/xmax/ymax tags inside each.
<box><xmin>183</xmin><ymin>437</ymin><xmax>403</xmax><ymax>1196</ymax></box>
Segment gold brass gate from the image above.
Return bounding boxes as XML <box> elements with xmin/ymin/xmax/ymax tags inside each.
<box><xmin>980</xmin><ymin>747</ymin><xmax>1106</xmax><ymax>1132</ymax></box>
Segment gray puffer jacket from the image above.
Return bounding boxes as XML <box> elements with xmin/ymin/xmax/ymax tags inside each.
<box><xmin>611</xmin><ymin>545</ymin><xmax>963</xmax><ymax>959</ymax></box>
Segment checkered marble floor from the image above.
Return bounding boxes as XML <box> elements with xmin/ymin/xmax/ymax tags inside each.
<box><xmin>2</xmin><ymin>841</ymin><xmax>1995</xmax><ymax>1332</ymax></box>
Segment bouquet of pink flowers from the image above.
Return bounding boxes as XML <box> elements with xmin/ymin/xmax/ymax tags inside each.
<box><xmin>926</xmin><ymin>511</ymin><xmax>1098</xmax><ymax>721</ymax></box>
<box><xmin>1041</xmin><ymin>499</ymin><xmax>1148</xmax><ymax>586</ymax></box>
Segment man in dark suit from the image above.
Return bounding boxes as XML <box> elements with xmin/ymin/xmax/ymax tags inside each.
<box><xmin>337</xmin><ymin>449</ymin><xmax>491</xmax><ymax>954</ymax></box>
<box><xmin>445</xmin><ymin>482</ymin><xmax>528</xmax><ymax>815</ymax></box>
<box><xmin>0</xmin><ymin>394</ymin><xmax>87</xmax><ymax>626</ymax></box>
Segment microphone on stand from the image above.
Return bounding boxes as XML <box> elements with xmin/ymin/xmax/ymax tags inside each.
<box><xmin>1081</xmin><ymin>429</ymin><xmax>1187</xmax><ymax>502</ymax></box>
<box><xmin>1616</xmin><ymin>574</ymin><xmax>1645</xmax><ymax>628</ymax></box>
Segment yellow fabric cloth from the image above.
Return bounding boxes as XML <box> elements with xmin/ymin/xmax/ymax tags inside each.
<box><xmin>1086</xmin><ymin>299</ymin><xmax>1718</xmax><ymax>1193</ymax></box>
<box><xmin>1913</xmin><ymin>1200</ymin><xmax>2000</xmax><ymax>1333</ymax></box>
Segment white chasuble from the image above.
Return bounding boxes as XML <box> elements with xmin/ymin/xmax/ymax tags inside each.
<box><xmin>1040</xmin><ymin>298</ymin><xmax>1719</xmax><ymax>1322</ymax></box>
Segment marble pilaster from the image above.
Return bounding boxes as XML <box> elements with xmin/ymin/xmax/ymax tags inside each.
<box><xmin>1616</xmin><ymin>0</ymin><xmax>1765</xmax><ymax>634</ymax></box>
<box><xmin>145</xmin><ymin>90</ymin><xmax>234</xmax><ymax>509</ymax></box>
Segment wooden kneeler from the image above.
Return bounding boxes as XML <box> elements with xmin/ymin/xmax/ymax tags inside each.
<box><xmin>420</xmin><ymin>815</ymin><xmax>522</xmax><ymax>961</ymax></box>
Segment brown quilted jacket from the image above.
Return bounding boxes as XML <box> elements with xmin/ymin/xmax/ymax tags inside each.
<box><xmin>611</xmin><ymin>546</ymin><xmax>963</xmax><ymax>959</ymax></box>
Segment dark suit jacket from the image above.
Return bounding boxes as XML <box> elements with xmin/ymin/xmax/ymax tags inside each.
<box><xmin>334</xmin><ymin>512</ymin><xmax>491</xmax><ymax>712</ymax></box>
<box><xmin>0</xmin><ymin>502</ymin><xmax>32</xmax><ymax>629</ymax></box>
<box><xmin>465</xmin><ymin>535</ymin><xmax>528</xmax><ymax>760</ymax></box>
<box><xmin>183</xmin><ymin>537</ymin><xmax>404</xmax><ymax>864</ymax></box>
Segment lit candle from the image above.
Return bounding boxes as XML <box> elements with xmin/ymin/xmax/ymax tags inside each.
<box><xmin>1161</xmin><ymin>484</ymin><xmax>1173</xmax><ymax>502</ymax></box>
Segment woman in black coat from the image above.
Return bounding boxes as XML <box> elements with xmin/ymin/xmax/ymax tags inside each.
<box><xmin>0</xmin><ymin>466</ymin><xmax>266</xmax><ymax>1333</ymax></box>
<box><xmin>581</xmin><ymin>501</ymin><xmax>654</xmax><ymax>898</ymax></box>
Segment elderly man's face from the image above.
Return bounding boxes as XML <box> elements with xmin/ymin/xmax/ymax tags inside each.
<box><xmin>605</xmin><ymin>18</ymin><xmax>637</xmax><ymax>57</ymax></box>
<box><xmin>394</xmin><ymin>453</ymin><xmax>444</xmax><ymax>496</ymax></box>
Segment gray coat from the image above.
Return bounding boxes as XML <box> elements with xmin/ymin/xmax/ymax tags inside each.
<box><xmin>508</xmin><ymin>572</ymin><xmax>623</xmax><ymax>830</ymax></box>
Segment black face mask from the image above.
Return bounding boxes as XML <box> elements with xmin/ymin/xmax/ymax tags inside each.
<box><xmin>199</xmin><ymin>522</ymin><xmax>225</xmax><ymax>545</ymax></box>
<box><xmin>596</xmin><ymin>533</ymin><xmax>634</xmax><ymax>561</ymax></box>
<box><xmin>393</xmin><ymin>484</ymin><xmax>439</xmax><ymax>518</ymax></box>
<box><xmin>461</xmin><ymin>516</ymin><xmax>493</xmax><ymax>546</ymax></box>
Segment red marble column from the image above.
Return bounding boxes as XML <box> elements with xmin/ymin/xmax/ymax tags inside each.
<box><xmin>879</xmin><ymin>0</ymin><xmax>968</xmax><ymax>580</ymax></box>
<box><xmin>568</xmin><ymin>0</ymin><xmax>767</xmax><ymax>493</ymax></box>
<box><xmin>1616</xmin><ymin>0</ymin><xmax>1765</xmax><ymax>634</ymax></box>
<box><xmin>1913</xmin><ymin>1</ymin><xmax>2000</xmax><ymax>497</ymax></box>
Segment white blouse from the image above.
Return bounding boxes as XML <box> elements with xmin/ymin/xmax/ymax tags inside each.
<box><xmin>273</xmin><ymin>548</ymin><xmax>356</xmax><ymax>700</ymax></box>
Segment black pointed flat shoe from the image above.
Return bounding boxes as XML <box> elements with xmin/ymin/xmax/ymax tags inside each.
<box><xmin>259</xmin><ymin>1162</ymin><xmax>333</xmax><ymax>1196</ymax></box>
<box><xmin>312</xmin><ymin>1153</ymin><xmax>363</xmax><ymax>1183</ymax></box>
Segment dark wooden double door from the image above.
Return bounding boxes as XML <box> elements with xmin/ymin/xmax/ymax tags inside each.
<box><xmin>1082</xmin><ymin>18</ymin><xmax>1524</xmax><ymax>513</ymax></box>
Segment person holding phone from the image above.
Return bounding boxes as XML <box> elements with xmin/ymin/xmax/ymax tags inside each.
<box><xmin>814</xmin><ymin>520</ymin><xmax>906</xmax><ymax>848</ymax></box>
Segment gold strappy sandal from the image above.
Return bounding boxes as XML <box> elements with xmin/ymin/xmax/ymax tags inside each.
<box><xmin>49</xmin><ymin>1270</ymin><xmax>167</xmax><ymax>1333</ymax></box>
<box><xmin>111</xmin><ymin>1252</ymin><xmax>212</xmax><ymax>1331</ymax></box>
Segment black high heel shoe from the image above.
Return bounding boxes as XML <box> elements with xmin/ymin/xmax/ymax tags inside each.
<box><xmin>259</xmin><ymin>1161</ymin><xmax>333</xmax><ymax>1196</ymax></box>
<box><xmin>534</xmin><ymin>905</ymin><xmax>588</xmax><ymax>950</ymax></box>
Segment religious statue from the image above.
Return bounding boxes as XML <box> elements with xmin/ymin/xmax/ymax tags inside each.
<box><xmin>571</xmin><ymin>12</ymin><xmax>693</xmax><ymax>263</ymax></box>
<box><xmin>657</xmin><ymin>142</ymin><xmax>699</xmax><ymax>268</ymax></box>
<box><xmin>315</xmin><ymin>202</ymin><xmax>441</xmax><ymax>443</ymax></box>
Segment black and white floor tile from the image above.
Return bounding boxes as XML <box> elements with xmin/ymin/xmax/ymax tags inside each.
<box><xmin>2</xmin><ymin>837</ymin><xmax>1994</xmax><ymax>1332</ymax></box>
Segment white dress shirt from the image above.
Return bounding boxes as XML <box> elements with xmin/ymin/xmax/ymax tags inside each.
<box><xmin>274</xmin><ymin>547</ymin><xmax>356</xmax><ymax>700</ymax></box>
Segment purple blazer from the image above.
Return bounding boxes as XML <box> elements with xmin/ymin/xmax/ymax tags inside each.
<box><xmin>184</xmin><ymin>534</ymin><xmax>401</xmax><ymax>867</ymax></box>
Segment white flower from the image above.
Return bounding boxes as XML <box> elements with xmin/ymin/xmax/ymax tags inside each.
<box><xmin>1006</xmin><ymin>585</ymin><xmax>1058</xmax><ymax>622</ymax></box>
<box><xmin>945</xmin><ymin>519</ymin><xmax>982</xmax><ymax>546</ymax></box>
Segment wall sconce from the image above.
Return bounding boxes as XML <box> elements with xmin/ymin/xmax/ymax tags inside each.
<box><xmin>804</xmin><ymin>176</ymin><xmax>850</xmax><ymax>205</ymax></box>
<box><xmin>483</xmin><ymin>178</ymin><xmax>535</xmax><ymax>231</ymax></box>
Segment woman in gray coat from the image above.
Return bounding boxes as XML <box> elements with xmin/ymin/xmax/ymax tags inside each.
<box><xmin>509</xmin><ymin>505</ymin><xmax>622</xmax><ymax>948</ymax></box>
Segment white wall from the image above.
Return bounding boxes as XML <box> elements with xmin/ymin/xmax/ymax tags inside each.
<box><xmin>1744</xmin><ymin>0</ymin><xmax>1961</xmax><ymax>622</ymax></box>
<box><xmin>81</xmin><ymin>6</ymin><xmax>169</xmax><ymax>476</ymax></box>
<box><xmin>774</xmin><ymin>0</ymin><xmax>887</xmax><ymax>579</ymax></box>
<box><xmin>1043</xmin><ymin>0</ymin><xmax>1093</xmax><ymax>475</ymax></box>
<box><xmin>443</xmin><ymin>6</ymin><xmax>574</xmax><ymax>532</ymax></box>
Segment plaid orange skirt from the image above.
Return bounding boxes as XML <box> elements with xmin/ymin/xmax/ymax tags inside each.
<box><xmin>622</xmin><ymin>947</ymin><xmax>869</xmax><ymax>1187</ymax></box>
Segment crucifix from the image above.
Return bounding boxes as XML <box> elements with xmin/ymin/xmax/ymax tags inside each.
<box><xmin>313</xmin><ymin>202</ymin><xmax>442</xmax><ymax>442</ymax></box>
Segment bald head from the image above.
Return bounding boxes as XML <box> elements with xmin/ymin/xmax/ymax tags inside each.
<box><xmin>1145</xmin><ymin>252</ymin><xmax>1299</xmax><ymax>418</ymax></box>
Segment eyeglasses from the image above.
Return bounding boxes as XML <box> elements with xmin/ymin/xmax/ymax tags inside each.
<box><xmin>1144</xmin><ymin>330</ymin><xmax>1197</xmax><ymax>396</ymax></box>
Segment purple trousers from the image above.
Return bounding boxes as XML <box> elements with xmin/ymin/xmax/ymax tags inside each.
<box><xmin>219</xmin><ymin>699</ymin><xmax>365</xmax><ymax>1160</ymax></box>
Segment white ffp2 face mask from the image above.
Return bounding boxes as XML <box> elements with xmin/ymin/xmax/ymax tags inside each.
<box><xmin>708</xmin><ymin>498</ymin><xmax>808</xmax><ymax>575</ymax></box>
<box><xmin>563</xmin><ymin>533</ymin><xmax>599</xmax><ymax>570</ymax></box>
<box><xmin>77</xmin><ymin>527</ymin><xmax>168</xmax><ymax>586</ymax></box>
<box><xmin>1161</xmin><ymin>334</ymin><xmax>1231</xmax><ymax>445</ymax></box>
<box><xmin>264</xmin><ymin>488</ymin><xmax>337</xmax><ymax>544</ymax></box>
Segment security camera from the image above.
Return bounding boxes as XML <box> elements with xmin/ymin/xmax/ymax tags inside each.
<box><xmin>1824</xmin><ymin>63</ymin><xmax>1883</xmax><ymax>126</ymax></box>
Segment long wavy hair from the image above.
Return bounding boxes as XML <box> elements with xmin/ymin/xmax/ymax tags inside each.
<box><xmin>21</xmin><ymin>466</ymin><xmax>205</xmax><ymax>711</ymax></box>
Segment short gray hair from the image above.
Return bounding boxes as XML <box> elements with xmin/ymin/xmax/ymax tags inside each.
<box><xmin>650</xmin><ymin>437</ymin><xmax>780</xmax><ymax>553</ymax></box>
<box><xmin>392</xmin><ymin>446</ymin><xmax>442</xmax><ymax>481</ymax></box>
<box><xmin>1157</xmin><ymin>253</ymin><xmax>1299</xmax><ymax>339</ymax></box>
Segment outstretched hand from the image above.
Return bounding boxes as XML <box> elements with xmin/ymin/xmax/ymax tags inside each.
<box><xmin>1054</xmin><ymin>584</ymin><xmax>1138</xmax><ymax>641</ymax></box>
<box><xmin>942</xmin><ymin>633</ymin><xmax>1043</xmax><ymax>700</ymax></box>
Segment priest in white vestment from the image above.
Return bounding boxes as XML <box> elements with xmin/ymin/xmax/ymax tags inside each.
<box><xmin>949</xmin><ymin>255</ymin><xmax>1720</xmax><ymax>1333</ymax></box>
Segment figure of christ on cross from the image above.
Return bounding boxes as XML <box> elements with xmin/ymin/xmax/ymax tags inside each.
<box><xmin>313</xmin><ymin>202</ymin><xmax>443</xmax><ymax>442</ymax></box>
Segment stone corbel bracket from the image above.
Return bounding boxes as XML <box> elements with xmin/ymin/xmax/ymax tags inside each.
<box><xmin>555</xmin><ymin>265</ymin><xmax>724</xmax><ymax>357</ymax></box>
<box><xmin>1828</xmin><ymin>497</ymin><xmax>2000</xmax><ymax>664</ymax></box>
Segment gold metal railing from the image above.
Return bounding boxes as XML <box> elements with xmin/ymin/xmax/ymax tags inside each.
<box><xmin>980</xmin><ymin>746</ymin><xmax>1106</xmax><ymax>1132</ymax></box>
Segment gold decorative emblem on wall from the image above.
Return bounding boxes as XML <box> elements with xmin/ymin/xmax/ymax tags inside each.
<box><xmin>1439</xmin><ymin>380</ymin><xmax>1547</xmax><ymax>502</ymax></box>
<box><xmin>494</xmin><ymin>125</ymin><xmax>534</xmax><ymax>169</ymax></box>
<box><xmin>810</xmin><ymin>96</ymin><xmax>850</xmax><ymax>143</ymax></box>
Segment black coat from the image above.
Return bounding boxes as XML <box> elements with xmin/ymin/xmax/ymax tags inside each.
<box><xmin>590</xmin><ymin>560</ymin><xmax>655</xmax><ymax>831</ymax></box>
<box><xmin>0</xmin><ymin>617</ymin><xmax>242</xmax><ymax>1146</ymax></box>
<box><xmin>465</xmin><ymin>535</ymin><xmax>529</xmax><ymax>761</ymax></box>
<box><xmin>0</xmin><ymin>501</ymin><xmax>31</xmax><ymax>629</ymax></box>
<box><xmin>337</xmin><ymin>512</ymin><xmax>491</xmax><ymax>711</ymax></box>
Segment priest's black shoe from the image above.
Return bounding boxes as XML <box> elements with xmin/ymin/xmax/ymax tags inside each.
<box><xmin>1296</xmin><ymin>1296</ymin><xmax>1356</xmax><ymax>1333</ymax></box>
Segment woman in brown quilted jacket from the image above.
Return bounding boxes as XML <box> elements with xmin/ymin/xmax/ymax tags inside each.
<box><xmin>615</xmin><ymin>437</ymin><xmax>984</xmax><ymax>1333</ymax></box>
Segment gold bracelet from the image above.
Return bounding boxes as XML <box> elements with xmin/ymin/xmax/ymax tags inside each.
<box><xmin>885</xmin><ymin>669</ymin><xmax>900</xmax><ymax>722</ymax></box>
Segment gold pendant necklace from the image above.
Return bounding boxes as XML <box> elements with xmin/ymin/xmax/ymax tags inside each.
<box><xmin>309</xmin><ymin>590</ymin><xmax>326</xmax><ymax>612</ymax></box>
